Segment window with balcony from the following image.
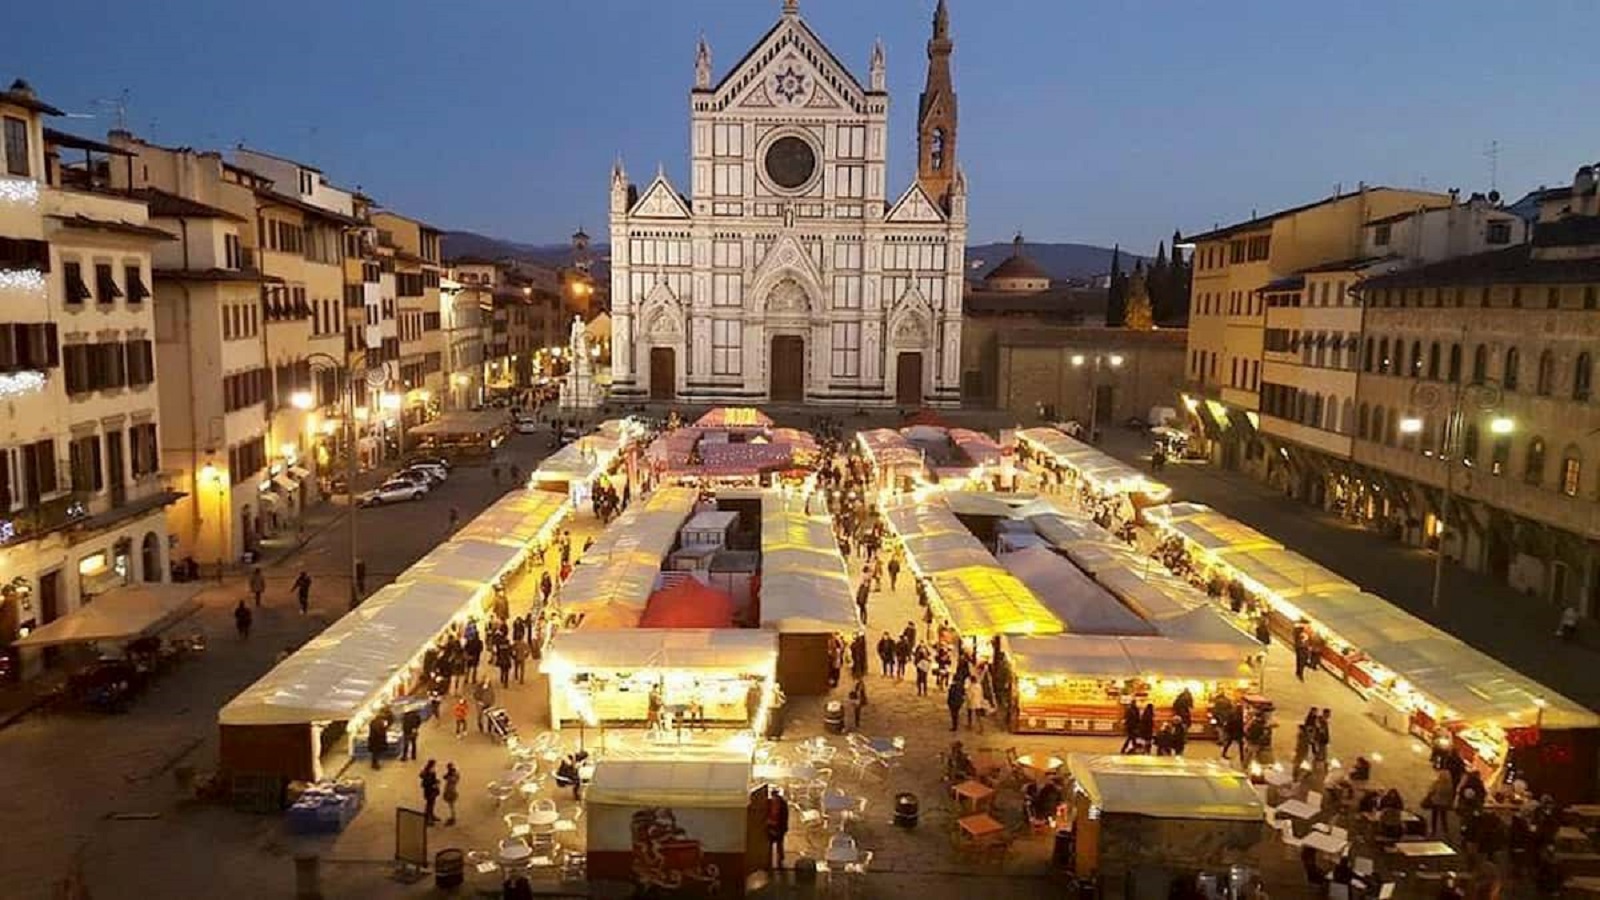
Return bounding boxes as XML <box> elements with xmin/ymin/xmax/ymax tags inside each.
<box><xmin>69</xmin><ymin>434</ymin><xmax>103</xmax><ymax>493</ymax></box>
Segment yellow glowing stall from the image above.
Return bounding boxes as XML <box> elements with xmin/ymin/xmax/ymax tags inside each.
<box><xmin>557</xmin><ymin>487</ymin><xmax>698</xmax><ymax>629</ymax></box>
<box><xmin>759</xmin><ymin>494</ymin><xmax>860</xmax><ymax>695</ymax></box>
<box><xmin>1016</xmin><ymin>427</ymin><xmax>1171</xmax><ymax>504</ymax></box>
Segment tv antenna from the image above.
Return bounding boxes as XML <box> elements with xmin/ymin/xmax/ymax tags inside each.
<box><xmin>1484</xmin><ymin>140</ymin><xmax>1500</xmax><ymax>193</ymax></box>
<box><xmin>61</xmin><ymin>90</ymin><xmax>131</xmax><ymax>130</ymax></box>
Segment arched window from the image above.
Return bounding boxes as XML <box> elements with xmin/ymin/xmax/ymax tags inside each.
<box><xmin>1358</xmin><ymin>403</ymin><xmax>1371</xmax><ymax>439</ymax></box>
<box><xmin>1524</xmin><ymin>436</ymin><xmax>1547</xmax><ymax>485</ymax></box>
<box><xmin>1471</xmin><ymin>344</ymin><xmax>1489</xmax><ymax>384</ymax></box>
<box><xmin>1560</xmin><ymin>447</ymin><xmax>1582</xmax><ymax>497</ymax></box>
<box><xmin>1536</xmin><ymin>350</ymin><xmax>1555</xmax><ymax>396</ymax></box>
<box><xmin>1504</xmin><ymin>347</ymin><xmax>1521</xmax><ymax>390</ymax></box>
<box><xmin>1448</xmin><ymin>344</ymin><xmax>1462</xmax><ymax>383</ymax></box>
<box><xmin>1575</xmin><ymin>353</ymin><xmax>1593</xmax><ymax>401</ymax></box>
<box><xmin>1491</xmin><ymin>434</ymin><xmax>1511</xmax><ymax>476</ymax></box>
<box><xmin>1387</xmin><ymin>408</ymin><xmax>1400</xmax><ymax>446</ymax></box>
<box><xmin>930</xmin><ymin>128</ymin><xmax>946</xmax><ymax>171</ymax></box>
<box><xmin>1410</xmin><ymin>340</ymin><xmax>1423</xmax><ymax>377</ymax></box>
<box><xmin>1340</xmin><ymin>398</ymin><xmax>1354</xmax><ymax>434</ymax></box>
<box><xmin>1461</xmin><ymin>422</ymin><xmax>1480</xmax><ymax>463</ymax></box>
<box><xmin>1427</xmin><ymin>342</ymin><xmax>1441</xmax><ymax>380</ymax></box>
<box><xmin>1364</xmin><ymin>338</ymin><xmax>1375</xmax><ymax>372</ymax></box>
<box><xmin>1378</xmin><ymin>339</ymin><xmax>1390</xmax><ymax>374</ymax></box>
<box><xmin>140</xmin><ymin>532</ymin><xmax>162</xmax><ymax>582</ymax></box>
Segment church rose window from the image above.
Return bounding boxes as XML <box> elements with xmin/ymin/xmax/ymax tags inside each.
<box><xmin>764</xmin><ymin>135</ymin><xmax>817</xmax><ymax>190</ymax></box>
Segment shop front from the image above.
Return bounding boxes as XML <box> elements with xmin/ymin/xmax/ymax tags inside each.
<box><xmin>542</xmin><ymin>629</ymin><xmax>778</xmax><ymax>732</ymax></box>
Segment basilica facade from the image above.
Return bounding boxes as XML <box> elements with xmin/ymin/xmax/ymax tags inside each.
<box><xmin>608</xmin><ymin>0</ymin><xmax>967</xmax><ymax>407</ymax></box>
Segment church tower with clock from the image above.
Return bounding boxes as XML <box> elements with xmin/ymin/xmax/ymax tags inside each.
<box><xmin>608</xmin><ymin>0</ymin><xmax>968</xmax><ymax>407</ymax></box>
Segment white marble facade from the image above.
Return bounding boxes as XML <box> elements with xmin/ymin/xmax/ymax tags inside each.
<box><xmin>609</xmin><ymin>1</ymin><xmax>967</xmax><ymax>407</ymax></box>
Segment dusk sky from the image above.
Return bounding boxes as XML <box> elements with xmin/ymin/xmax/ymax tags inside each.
<box><xmin>11</xmin><ymin>0</ymin><xmax>1598</xmax><ymax>252</ymax></box>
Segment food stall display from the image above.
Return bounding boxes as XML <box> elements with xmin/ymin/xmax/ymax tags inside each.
<box><xmin>218</xmin><ymin>489</ymin><xmax>570</xmax><ymax>784</ymax></box>
<box><xmin>558</xmin><ymin>487</ymin><xmax>699</xmax><ymax>629</ymax></box>
<box><xmin>1008</xmin><ymin>636</ymin><xmax>1256</xmax><ymax>735</ymax></box>
<box><xmin>857</xmin><ymin>428</ymin><xmax>925</xmax><ymax>491</ymax></box>
<box><xmin>759</xmin><ymin>495</ymin><xmax>859</xmax><ymax>695</ymax></box>
<box><xmin>406</xmin><ymin>410</ymin><xmax>511</xmax><ymax>458</ymax></box>
<box><xmin>530</xmin><ymin>418</ymin><xmax>639</xmax><ymax>511</ymax></box>
<box><xmin>1145</xmin><ymin>503</ymin><xmax>1600</xmax><ymax>801</ymax></box>
<box><xmin>1016</xmin><ymin>427</ymin><xmax>1171</xmax><ymax>504</ymax></box>
<box><xmin>1066</xmin><ymin>754</ymin><xmax>1266</xmax><ymax>882</ymax></box>
<box><xmin>542</xmin><ymin>629</ymin><xmax>777</xmax><ymax>729</ymax></box>
<box><xmin>585</xmin><ymin>757</ymin><xmax>759</xmax><ymax>898</ymax></box>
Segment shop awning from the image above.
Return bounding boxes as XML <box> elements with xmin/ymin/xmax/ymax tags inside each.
<box><xmin>587</xmin><ymin>758</ymin><xmax>754</xmax><ymax>809</ymax></box>
<box><xmin>1001</xmin><ymin>546</ymin><xmax>1155</xmax><ymax>636</ymax></box>
<box><xmin>219</xmin><ymin>578</ymin><xmax>480</xmax><ymax>726</ymax></box>
<box><xmin>543</xmin><ymin>628</ymin><xmax>778</xmax><ymax>674</ymax></box>
<box><xmin>14</xmin><ymin>583</ymin><xmax>204</xmax><ymax>648</ymax></box>
<box><xmin>760</xmin><ymin>496</ymin><xmax>858</xmax><ymax>633</ymax></box>
<box><xmin>1145</xmin><ymin>506</ymin><xmax>1280</xmax><ymax>557</ymax></box>
<box><xmin>640</xmin><ymin>578</ymin><xmax>735</xmax><ymax>628</ymax></box>
<box><xmin>1221</xmin><ymin>548</ymin><xmax>1354</xmax><ymax>599</ymax></box>
<box><xmin>1068</xmin><ymin>753</ymin><xmax>1265</xmax><ymax>821</ymax></box>
<box><xmin>1008</xmin><ymin>635</ymin><xmax>1254</xmax><ymax>684</ymax></box>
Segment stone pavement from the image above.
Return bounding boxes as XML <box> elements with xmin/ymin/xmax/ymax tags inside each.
<box><xmin>1095</xmin><ymin>428</ymin><xmax>1600</xmax><ymax>712</ymax></box>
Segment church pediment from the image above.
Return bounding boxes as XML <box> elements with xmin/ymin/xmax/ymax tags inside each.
<box><xmin>629</xmin><ymin>174</ymin><xmax>692</xmax><ymax>220</ymax></box>
<box><xmin>885</xmin><ymin>182</ymin><xmax>947</xmax><ymax>224</ymax></box>
<box><xmin>711</xmin><ymin>16</ymin><xmax>866</xmax><ymax>115</ymax></box>
<box><xmin>748</xmin><ymin>233</ymin><xmax>826</xmax><ymax>314</ymax></box>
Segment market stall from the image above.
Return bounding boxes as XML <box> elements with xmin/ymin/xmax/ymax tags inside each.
<box><xmin>530</xmin><ymin>418</ymin><xmax>638</xmax><ymax>513</ymax></box>
<box><xmin>1016</xmin><ymin>427</ymin><xmax>1172</xmax><ymax>507</ymax></box>
<box><xmin>1066</xmin><ymin>754</ymin><xmax>1266</xmax><ymax>882</ymax></box>
<box><xmin>1000</xmin><ymin>546</ymin><xmax>1155</xmax><ymax>636</ymax></box>
<box><xmin>558</xmin><ymin>487</ymin><xmax>698</xmax><ymax>629</ymax></box>
<box><xmin>406</xmin><ymin>410</ymin><xmax>510</xmax><ymax>458</ymax></box>
<box><xmin>857</xmin><ymin>428</ymin><xmax>924</xmax><ymax>492</ymax></box>
<box><xmin>759</xmin><ymin>499</ymin><xmax>858</xmax><ymax>695</ymax></box>
<box><xmin>693</xmin><ymin>407</ymin><xmax>773</xmax><ymax>430</ymax></box>
<box><xmin>585</xmin><ymin>757</ymin><xmax>762</xmax><ymax>898</ymax></box>
<box><xmin>452</xmin><ymin>489</ymin><xmax>572</xmax><ymax>549</ymax></box>
<box><xmin>1008</xmin><ymin>636</ymin><xmax>1256</xmax><ymax>735</ymax></box>
<box><xmin>542</xmin><ymin>629</ymin><xmax>778</xmax><ymax>730</ymax></box>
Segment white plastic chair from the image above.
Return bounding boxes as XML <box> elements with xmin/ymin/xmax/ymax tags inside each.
<box><xmin>504</xmin><ymin>812</ymin><xmax>531</xmax><ymax>838</ymax></box>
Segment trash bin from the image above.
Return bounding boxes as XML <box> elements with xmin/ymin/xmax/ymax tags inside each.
<box><xmin>893</xmin><ymin>792</ymin><xmax>919</xmax><ymax>828</ymax></box>
<box><xmin>434</xmin><ymin>848</ymin><xmax>464</xmax><ymax>888</ymax></box>
<box><xmin>823</xmin><ymin>701</ymin><xmax>845</xmax><ymax>734</ymax></box>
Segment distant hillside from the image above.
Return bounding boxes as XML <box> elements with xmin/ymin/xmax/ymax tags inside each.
<box><xmin>445</xmin><ymin>230</ymin><xmax>1135</xmax><ymax>285</ymax></box>
<box><xmin>967</xmin><ymin>242</ymin><xmax>1144</xmax><ymax>282</ymax></box>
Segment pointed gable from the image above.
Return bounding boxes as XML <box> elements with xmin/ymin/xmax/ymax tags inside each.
<box><xmin>629</xmin><ymin>174</ymin><xmax>692</xmax><ymax>220</ymax></box>
<box><xmin>709</xmin><ymin>14</ymin><xmax>867</xmax><ymax>115</ymax></box>
<box><xmin>885</xmin><ymin>182</ymin><xmax>947</xmax><ymax>224</ymax></box>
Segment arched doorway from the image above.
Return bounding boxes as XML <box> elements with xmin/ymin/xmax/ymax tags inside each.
<box><xmin>141</xmin><ymin>532</ymin><xmax>162</xmax><ymax>582</ymax></box>
<box><xmin>770</xmin><ymin>336</ymin><xmax>805</xmax><ymax>402</ymax></box>
<box><xmin>649</xmin><ymin>347</ymin><xmax>675</xmax><ymax>401</ymax></box>
<box><xmin>895</xmin><ymin>352</ymin><xmax>923</xmax><ymax>405</ymax></box>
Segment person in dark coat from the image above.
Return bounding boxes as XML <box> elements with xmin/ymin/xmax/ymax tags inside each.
<box><xmin>494</xmin><ymin>641</ymin><xmax>513</xmax><ymax>688</ymax></box>
<box><xmin>1139</xmin><ymin>703</ymin><xmax>1156</xmax><ymax>749</ymax></box>
<box><xmin>419</xmin><ymin>759</ymin><xmax>440</xmax><ymax>824</ymax></box>
<box><xmin>850</xmin><ymin>633</ymin><xmax>869</xmax><ymax>682</ymax></box>
<box><xmin>292</xmin><ymin>570</ymin><xmax>312</xmax><ymax>614</ymax></box>
<box><xmin>367</xmin><ymin>716</ymin><xmax>387</xmax><ymax>770</ymax></box>
<box><xmin>1220</xmin><ymin>707</ymin><xmax>1246</xmax><ymax>760</ymax></box>
<box><xmin>766</xmin><ymin>789</ymin><xmax>791</xmax><ymax>869</ymax></box>
<box><xmin>234</xmin><ymin>600</ymin><xmax>253</xmax><ymax>639</ymax></box>
<box><xmin>946</xmin><ymin>679</ymin><xmax>965</xmax><ymax>732</ymax></box>
<box><xmin>875</xmin><ymin>632</ymin><xmax>895</xmax><ymax>676</ymax></box>
<box><xmin>463</xmin><ymin>634</ymin><xmax>483</xmax><ymax>683</ymax></box>
<box><xmin>1120</xmin><ymin>700</ymin><xmax>1141</xmax><ymax>754</ymax></box>
<box><xmin>400</xmin><ymin>707</ymin><xmax>422</xmax><ymax>761</ymax></box>
<box><xmin>856</xmin><ymin>581</ymin><xmax>870</xmax><ymax>626</ymax></box>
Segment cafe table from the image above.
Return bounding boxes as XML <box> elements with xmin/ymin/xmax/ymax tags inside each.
<box><xmin>953</xmin><ymin>780</ymin><xmax>995</xmax><ymax>813</ymax></box>
<box><xmin>1015</xmin><ymin>754</ymin><xmax>1063</xmax><ymax>777</ymax></box>
<box><xmin>959</xmin><ymin>813</ymin><xmax>1005</xmax><ymax>841</ymax></box>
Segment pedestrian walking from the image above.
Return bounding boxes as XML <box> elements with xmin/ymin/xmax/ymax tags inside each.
<box><xmin>292</xmin><ymin>570</ymin><xmax>312</xmax><ymax>614</ymax></box>
<box><xmin>234</xmin><ymin>600</ymin><xmax>253</xmax><ymax>639</ymax></box>
<box><xmin>1120</xmin><ymin>700</ymin><xmax>1141</xmax><ymax>754</ymax></box>
<box><xmin>354</xmin><ymin>559</ymin><xmax>367</xmax><ymax>598</ymax></box>
<box><xmin>946</xmin><ymin>678</ymin><xmax>965</xmax><ymax>732</ymax></box>
<box><xmin>368</xmin><ymin>716</ymin><xmax>387</xmax><ymax>770</ymax></box>
<box><xmin>1220</xmin><ymin>707</ymin><xmax>1246</xmax><ymax>760</ymax></box>
<box><xmin>966</xmin><ymin>677</ymin><xmax>987</xmax><ymax>733</ymax></box>
<box><xmin>441</xmin><ymin>762</ymin><xmax>460</xmax><ymax>825</ymax></box>
<box><xmin>473</xmin><ymin>679</ymin><xmax>496</xmax><ymax>732</ymax></box>
<box><xmin>1293</xmin><ymin>628</ymin><xmax>1308</xmax><ymax>682</ymax></box>
<box><xmin>847</xmin><ymin>680</ymin><xmax>867</xmax><ymax>730</ymax></box>
<box><xmin>849</xmin><ymin>633</ymin><xmax>868</xmax><ymax>682</ymax></box>
<box><xmin>875</xmin><ymin>632</ymin><xmax>895</xmax><ymax>676</ymax></box>
<box><xmin>913</xmin><ymin>645</ymin><xmax>931</xmax><ymax>696</ymax></box>
<box><xmin>495</xmin><ymin>642</ymin><xmax>513</xmax><ymax>688</ymax></box>
<box><xmin>448</xmin><ymin>506</ymin><xmax>460</xmax><ymax>533</ymax></box>
<box><xmin>766</xmin><ymin>789</ymin><xmax>791</xmax><ymax>870</ymax></box>
<box><xmin>249</xmin><ymin>567</ymin><xmax>266</xmax><ymax>608</ymax></box>
<box><xmin>419</xmin><ymin>760</ymin><xmax>441</xmax><ymax>825</ymax></box>
<box><xmin>464</xmin><ymin>633</ymin><xmax>483</xmax><ymax>683</ymax></box>
<box><xmin>511</xmin><ymin>640</ymin><xmax>530</xmax><ymax>685</ymax></box>
<box><xmin>893</xmin><ymin>633</ymin><xmax>911</xmax><ymax>680</ymax></box>
<box><xmin>1425</xmin><ymin>769</ymin><xmax>1455</xmax><ymax>836</ymax></box>
<box><xmin>452</xmin><ymin>696</ymin><xmax>469</xmax><ymax>739</ymax></box>
<box><xmin>401</xmin><ymin>706</ymin><xmax>422</xmax><ymax>761</ymax></box>
<box><xmin>856</xmin><ymin>581</ymin><xmax>870</xmax><ymax>627</ymax></box>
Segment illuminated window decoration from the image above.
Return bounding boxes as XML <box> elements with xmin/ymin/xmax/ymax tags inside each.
<box><xmin>0</xmin><ymin>268</ymin><xmax>47</xmax><ymax>293</ymax></box>
<box><xmin>0</xmin><ymin>370</ymin><xmax>46</xmax><ymax>398</ymax></box>
<box><xmin>0</xmin><ymin>177</ymin><xmax>40</xmax><ymax>207</ymax></box>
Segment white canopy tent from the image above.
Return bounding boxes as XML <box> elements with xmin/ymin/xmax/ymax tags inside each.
<box><xmin>453</xmin><ymin>491</ymin><xmax>570</xmax><ymax>548</ymax></box>
<box><xmin>14</xmin><ymin>582</ymin><xmax>204</xmax><ymax>648</ymax></box>
<box><xmin>759</xmin><ymin>499</ymin><xmax>858</xmax><ymax>634</ymax></box>
<box><xmin>1068</xmin><ymin>753</ymin><xmax>1265</xmax><ymax>821</ymax></box>
<box><xmin>559</xmin><ymin>487</ymin><xmax>697</xmax><ymax>627</ymax></box>
<box><xmin>586</xmin><ymin>757</ymin><xmax>754</xmax><ymax>809</ymax></box>
<box><xmin>406</xmin><ymin>538</ymin><xmax>525</xmax><ymax>587</ymax></box>
<box><xmin>1000</xmin><ymin>546</ymin><xmax>1155</xmax><ymax>636</ymax></box>
<box><xmin>543</xmin><ymin>629</ymin><xmax>778</xmax><ymax>675</ymax></box>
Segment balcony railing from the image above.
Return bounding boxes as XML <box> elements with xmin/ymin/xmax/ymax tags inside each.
<box><xmin>0</xmin><ymin>492</ymin><xmax>90</xmax><ymax>547</ymax></box>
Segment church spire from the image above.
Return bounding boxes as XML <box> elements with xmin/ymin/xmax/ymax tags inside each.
<box><xmin>917</xmin><ymin>0</ymin><xmax>958</xmax><ymax>210</ymax></box>
<box><xmin>869</xmin><ymin>38</ymin><xmax>886</xmax><ymax>93</ymax></box>
<box><xmin>694</xmin><ymin>34</ymin><xmax>712</xmax><ymax>90</ymax></box>
<box><xmin>782</xmin><ymin>0</ymin><xmax>799</xmax><ymax>17</ymax></box>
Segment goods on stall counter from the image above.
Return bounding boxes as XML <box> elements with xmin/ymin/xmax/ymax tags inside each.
<box><xmin>286</xmin><ymin>778</ymin><xmax>367</xmax><ymax>835</ymax></box>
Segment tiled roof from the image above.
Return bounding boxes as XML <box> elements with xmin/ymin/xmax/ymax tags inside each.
<box><xmin>137</xmin><ymin>189</ymin><xmax>247</xmax><ymax>222</ymax></box>
<box><xmin>48</xmin><ymin>214</ymin><xmax>175</xmax><ymax>241</ymax></box>
<box><xmin>1361</xmin><ymin>244</ymin><xmax>1600</xmax><ymax>289</ymax></box>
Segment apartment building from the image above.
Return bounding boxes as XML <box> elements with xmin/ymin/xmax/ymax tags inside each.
<box><xmin>371</xmin><ymin>211</ymin><xmax>443</xmax><ymax>432</ymax></box>
<box><xmin>1350</xmin><ymin>168</ymin><xmax>1600</xmax><ymax>613</ymax></box>
<box><xmin>1</xmin><ymin>81</ymin><xmax>176</xmax><ymax>677</ymax></box>
<box><xmin>443</xmin><ymin>263</ymin><xmax>495</xmax><ymax>409</ymax></box>
<box><xmin>1183</xmin><ymin>185</ymin><xmax>1450</xmax><ymax>472</ymax></box>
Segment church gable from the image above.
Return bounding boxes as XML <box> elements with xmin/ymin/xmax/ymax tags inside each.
<box><xmin>711</xmin><ymin>17</ymin><xmax>866</xmax><ymax>115</ymax></box>
<box><xmin>629</xmin><ymin>175</ymin><xmax>692</xmax><ymax>220</ymax></box>
<box><xmin>885</xmin><ymin>182</ymin><xmax>946</xmax><ymax>224</ymax></box>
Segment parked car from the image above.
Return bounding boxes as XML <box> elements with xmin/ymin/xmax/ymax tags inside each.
<box><xmin>402</xmin><ymin>462</ymin><xmax>449</xmax><ymax>484</ymax></box>
<box><xmin>387</xmin><ymin>470</ymin><xmax>433</xmax><ymax>492</ymax></box>
<box><xmin>358</xmin><ymin>479</ymin><xmax>426</xmax><ymax>506</ymax></box>
<box><xmin>405</xmin><ymin>455</ymin><xmax>451</xmax><ymax>471</ymax></box>
<box><xmin>514</xmin><ymin>418</ymin><xmax>541</xmax><ymax>434</ymax></box>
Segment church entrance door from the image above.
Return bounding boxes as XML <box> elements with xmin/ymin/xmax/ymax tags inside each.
<box><xmin>770</xmin><ymin>336</ymin><xmax>805</xmax><ymax>403</ymax></box>
<box><xmin>649</xmin><ymin>347</ymin><xmax>675</xmax><ymax>401</ymax></box>
<box><xmin>896</xmin><ymin>352</ymin><xmax>924</xmax><ymax>406</ymax></box>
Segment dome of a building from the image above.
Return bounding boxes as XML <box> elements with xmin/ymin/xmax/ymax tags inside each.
<box><xmin>982</xmin><ymin>233</ymin><xmax>1052</xmax><ymax>292</ymax></box>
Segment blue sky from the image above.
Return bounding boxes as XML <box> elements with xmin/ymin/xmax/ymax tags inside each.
<box><xmin>10</xmin><ymin>0</ymin><xmax>1598</xmax><ymax>252</ymax></box>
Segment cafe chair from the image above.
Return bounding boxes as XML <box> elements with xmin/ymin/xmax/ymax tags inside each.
<box><xmin>505</xmin><ymin>811</ymin><xmax>533</xmax><ymax>837</ymax></box>
<box><xmin>487</xmin><ymin>781</ymin><xmax>516</xmax><ymax>808</ymax></box>
<box><xmin>807</xmin><ymin>743</ymin><xmax>839</xmax><ymax>766</ymax></box>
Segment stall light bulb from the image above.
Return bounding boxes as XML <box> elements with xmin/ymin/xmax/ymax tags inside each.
<box><xmin>1370</xmin><ymin>752</ymin><xmax>1384</xmax><ymax>763</ymax></box>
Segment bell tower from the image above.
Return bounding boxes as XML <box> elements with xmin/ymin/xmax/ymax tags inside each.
<box><xmin>917</xmin><ymin>0</ymin><xmax>957</xmax><ymax>209</ymax></box>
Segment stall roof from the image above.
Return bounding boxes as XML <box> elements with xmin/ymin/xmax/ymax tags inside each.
<box><xmin>1017</xmin><ymin>428</ymin><xmax>1170</xmax><ymax>499</ymax></box>
<box><xmin>1001</xmin><ymin>546</ymin><xmax>1155</xmax><ymax>635</ymax></box>
<box><xmin>1028</xmin><ymin>512</ymin><xmax>1116</xmax><ymax>547</ymax></box>
<box><xmin>949</xmin><ymin>428</ymin><xmax>1002</xmax><ymax>466</ymax></box>
<box><xmin>534</xmin><ymin>437</ymin><xmax>617</xmax><ymax>483</ymax></box>
<box><xmin>543</xmin><ymin>628</ymin><xmax>778</xmax><ymax>673</ymax></box>
<box><xmin>943</xmin><ymin>492</ymin><xmax>1019</xmax><ymax>519</ymax></box>
<box><xmin>453</xmin><ymin>490</ymin><xmax>570</xmax><ymax>547</ymax></box>
<box><xmin>587</xmin><ymin>758</ymin><xmax>754</xmax><ymax>808</ymax></box>
<box><xmin>559</xmin><ymin>487</ymin><xmax>697</xmax><ymax>625</ymax></box>
<box><xmin>220</xmin><ymin>578</ymin><xmax>479</xmax><ymax>726</ymax></box>
<box><xmin>1096</xmin><ymin>565</ymin><xmax>1208</xmax><ymax>622</ymax></box>
<box><xmin>1151</xmin><ymin>509</ymin><xmax>1280</xmax><ymax>556</ymax></box>
<box><xmin>1008</xmin><ymin>635</ymin><xmax>1254</xmax><ymax>683</ymax></box>
<box><xmin>694</xmin><ymin>407</ymin><xmax>773</xmax><ymax>429</ymax></box>
<box><xmin>760</xmin><ymin>497</ymin><xmax>858</xmax><ymax>633</ymax></box>
<box><xmin>1222</xmin><ymin>548</ymin><xmax>1355</xmax><ymax>599</ymax></box>
<box><xmin>407</xmin><ymin>410</ymin><xmax>509</xmax><ymax>436</ymax></box>
<box><xmin>14</xmin><ymin>583</ymin><xmax>203</xmax><ymax>648</ymax></box>
<box><xmin>857</xmin><ymin>428</ymin><xmax>923</xmax><ymax>469</ymax></box>
<box><xmin>405</xmin><ymin>538</ymin><xmax>524</xmax><ymax>587</ymax></box>
<box><xmin>931</xmin><ymin>565</ymin><xmax>1063</xmax><ymax>637</ymax></box>
<box><xmin>1068</xmin><ymin>754</ymin><xmax>1266</xmax><ymax>821</ymax></box>
<box><xmin>640</xmin><ymin>579</ymin><xmax>735</xmax><ymax>628</ymax></box>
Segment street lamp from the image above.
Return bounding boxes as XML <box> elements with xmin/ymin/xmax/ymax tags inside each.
<box><xmin>289</xmin><ymin>390</ymin><xmax>315</xmax><ymax>411</ymax></box>
<box><xmin>303</xmin><ymin>352</ymin><xmax>362</xmax><ymax>609</ymax></box>
<box><xmin>1407</xmin><ymin>378</ymin><xmax>1508</xmax><ymax>610</ymax></box>
<box><xmin>1071</xmin><ymin>353</ymin><xmax>1125</xmax><ymax>440</ymax></box>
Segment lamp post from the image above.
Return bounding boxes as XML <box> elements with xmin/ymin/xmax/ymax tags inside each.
<box><xmin>1071</xmin><ymin>353</ymin><xmax>1125</xmax><ymax>442</ymax></box>
<box><xmin>1400</xmin><ymin>379</ymin><xmax>1509</xmax><ymax>610</ymax></box>
<box><xmin>303</xmin><ymin>352</ymin><xmax>362</xmax><ymax>608</ymax></box>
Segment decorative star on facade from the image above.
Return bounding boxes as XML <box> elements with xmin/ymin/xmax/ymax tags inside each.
<box><xmin>773</xmin><ymin>66</ymin><xmax>807</xmax><ymax>103</ymax></box>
